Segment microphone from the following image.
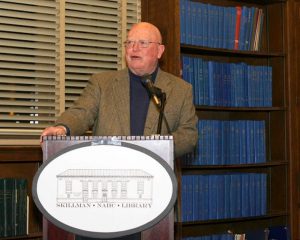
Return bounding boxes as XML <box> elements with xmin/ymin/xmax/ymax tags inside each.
<box><xmin>141</xmin><ymin>75</ymin><xmax>161</xmax><ymax>106</ymax></box>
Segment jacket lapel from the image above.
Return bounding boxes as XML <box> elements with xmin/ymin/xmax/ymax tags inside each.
<box><xmin>144</xmin><ymin>69</ymin><xmax>173</xmax><ymax>135</ymax></box>
<box><xmin>111</xmin><ymin>69</ymin><xmax>130</xmax><ymax>135</ymax></box>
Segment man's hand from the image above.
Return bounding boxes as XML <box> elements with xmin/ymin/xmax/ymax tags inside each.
<box><xmin>40</xmin><ymin>125</ymin><xmax>67</xmax><ymax>144</ymax></box>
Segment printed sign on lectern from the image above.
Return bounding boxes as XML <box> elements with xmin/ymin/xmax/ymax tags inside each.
<box><xmin>32</xmin><ymin>139</ymin><xmax>177</xmax><ymax>239</ymax></box>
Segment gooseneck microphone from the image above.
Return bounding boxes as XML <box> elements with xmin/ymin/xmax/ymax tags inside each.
<box><xmin>141</xmin><ymin>74</ymin><xmax>171</xmax><ymax>134</ymax></box>
<box><xmin>141</xmin><ymin>74</ymin><xmax>161</xmax><ymax>107</ymax></box>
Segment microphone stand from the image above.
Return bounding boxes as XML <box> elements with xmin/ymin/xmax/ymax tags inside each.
<box><xmin>156</xmin><ymin>91</ymin><xmax>171</xmax><ymax>135</ymax></box>
<box><xmin>141</xmin><ymin>75</ymin><xmax>170</xmax><ymax>135</ymax></box>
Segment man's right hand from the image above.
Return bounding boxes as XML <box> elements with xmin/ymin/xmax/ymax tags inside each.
<box><xmin>40</xmin><ymin>125</ymin><xmax>67</xmax><ymax>144</ymax></box>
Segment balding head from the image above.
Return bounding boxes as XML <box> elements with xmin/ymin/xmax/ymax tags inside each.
<box><xmin>129</xmin><ymin>22</ymin><xmax>163</xmax><ymax>43</ymax></box>
<box><xmin>125</xmin><ymin>22</ymin><xmax>165</xmax><ymax>76</ymax></box>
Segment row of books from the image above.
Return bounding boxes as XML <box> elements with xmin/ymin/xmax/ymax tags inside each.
<box><xmin>182</xmin><ymin>226</ymin><xmax>290</xmax><ymax>240</ymax></box>
<box><xmin>0</xmin><ymin>178</ymin><xmax>28</xmax><ymax>238</ymax></box>
<box><xmin>181</xmin><ymin>56</ymin><xmax>272</xmax><ymax>107</ymax></box>
<box><xmin>183</xmin><ymin>120</ymin><xmax>266</xmax><ymax>166</ymax></box>
<box><xmin>180</xmin><ymin>0</ymin><xmax>264</xmax><ymax>51</ymax></box>
<box><xmin>181</xmin><ymin>173</ymin><xmax>267</xmax><ymax>222</ymax></box>
<box><xmin>183</xmin><ymin>233</ymin><xmax>236</xmax><ymax>240</ymax></box>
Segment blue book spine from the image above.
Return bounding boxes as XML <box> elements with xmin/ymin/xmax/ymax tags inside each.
<box><xmin>216</xmin><ymin>6</ymin><xmax>225</xmax><ymax>48</ymax></box>
<box><xmin>239</xmin><ymin>6</ymin><xmax>248</xmax><ymax>50</ymax></box>
<box><xmin>196</xmin><ymin>2</ymin><xmax>203</xmax><ymax>45</ymax></box>
<box><xmin>241</xmin><ymin>174</ymin><xmax>250</xmax><ymax>217</ymax></box>
<box><xmin>239</xmin><ymin>121</ymin><xmax>247</xmax><ymax>164</ymax></box>
<box><xmin>202</xmin><ymin>175</ymin><xmax>210</xmax><ymax>219</ymax></box>
<box><xmin>222</xmin><ymin>7</ymin><xmax>230</xmax><ymax>49</ymax></box>
<box><xmin>207</xmin><ymin>4</ymin><xmax>214</xmax><ymax>48</ymax></box>
<box><xmin>202</xmin><ymin>3</ymin><xmax>209</xmax><ymax>46</ymax></box>
<box><xmin>224</xmin><ymin>174</ymin><xmax>231</xmax><ymax>218</ymax></box>
<box><xmin>181</xmin><ymin>175</ymin><xmax>187</xmax><ymax>221</ymax></box>
<box><xmin>208</xmin><ymin>61</ymin><xmax>214</xmax><ymax>106</ymax></box>
<box><xmin>261</xmin><ymin>173</ymin><xmax>267</xmax><ymax>215</ymax></box>
<box><xmin>197</xmin><ymin>58</ymin><xmax>204</xmax><ymax>105</ymax></box>
<box><xmin>191</xmin><ymin>1</ymin><xmax>197</xmax><ymax>45</ymax></box>
<box><xmin>202</xmin><ymin>60</ymin><xmax>209</xmax><ymax>105</ymax></box>
<box><xmin>216</xmin><ymin>175</ymin><xmax>225</xmax><ymax>219</ymax></box>
<box><xmin>180</xmin><ymin>0</ymin><xmax>186</xmax><ymax>44</ymax></box>
<box><xmin>187</xmin><ymin>175</ymin><xmax>194</xmax><ymax>221</ymax></box>
<box><xmin>186</xmin><ymin>0</ymin><xmax>192</xmax><ymax>45</ymax></box>
<box><xmin>249</xmin><ymin>173</ymin><xmax>256</xmax><ymax>216</ymax></box>
<box><xmin>193</xmin><ymin>175</ymin><xmax>199</xmax><ymax>220</ymax></box>
<box><xmin>208</xmin><ymin>175</ymin><xmax>218</xmax><ymax>219</ymax></box>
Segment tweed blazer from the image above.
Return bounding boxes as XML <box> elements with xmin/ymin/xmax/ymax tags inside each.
<box><xmin>56</xmin><ymin>68</ymin><xmax>198</xmax><ymax>157</ymax></box>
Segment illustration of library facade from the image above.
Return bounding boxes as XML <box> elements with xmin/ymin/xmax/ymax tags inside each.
<box><xmin>56</xmin><ymin>169</ymin><xmax>153</xmax><ymax>203</ymax></box>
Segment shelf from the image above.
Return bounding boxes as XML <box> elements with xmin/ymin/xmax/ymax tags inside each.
<box><xmin>176</xmin><ymin>211</ymin><xmax>287</xmax><ymax>225</ymax></box>
<box><xmin>176</xmin><ymin>212</ymin><xmax>287</xmax><ymax>237</ymax></box>
<box><xmin>2</xmin><ymin>232</ymin><xmax>42</xmax><ymax>240</ymax></box>
<box><xmin>181</xmin><ymin>160</ymin><xmax>288</xmax><ymax>170</ymax></box>
<box><xmin>181</xmin><ymin>45</ymin><xmax>285</xmax><ymax>58</ymax></box>
<box><xmin>195</xmin><ymin>106</ymin><xmax>287</xmax><ymax>112</ymax></box>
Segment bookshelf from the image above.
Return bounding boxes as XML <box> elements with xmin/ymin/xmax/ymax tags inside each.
<box><xmin>0</xmin><ymin>146</ymin><xmax>43</xmax><ymax>240</ymax></box>
<box><xmin>142</xmin><ymin>0</ymin><xmax>291</xmax><ymax>239</ymax></box>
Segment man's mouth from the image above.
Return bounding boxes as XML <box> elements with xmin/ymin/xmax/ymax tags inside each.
<box><xmin>131</xmin><ymin>55</ymin><xmax>142</xmax><ymax>60</ymax></box>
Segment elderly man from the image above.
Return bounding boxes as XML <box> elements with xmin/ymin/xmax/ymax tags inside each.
<box><xmin>40</xmin><ymin>22</ymin><xmax>198</xmax><ymax>240</ymax></box>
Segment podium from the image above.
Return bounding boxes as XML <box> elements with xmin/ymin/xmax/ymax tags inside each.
<box><xmin>39</xmin><ymin>135</ymin><xmax>175</xmax><ymax>240</ymax></box>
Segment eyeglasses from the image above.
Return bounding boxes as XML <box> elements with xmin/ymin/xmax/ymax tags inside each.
<box><xmin>124</xmin><ymin>40</ymin><xmax>162</xmax><ymax>48</ymax></box>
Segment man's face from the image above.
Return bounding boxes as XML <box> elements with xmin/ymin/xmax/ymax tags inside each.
<box><xmin>125</xmin><ymin>25</ymin><xmax>165</xmax><ymax>76</ymax></box>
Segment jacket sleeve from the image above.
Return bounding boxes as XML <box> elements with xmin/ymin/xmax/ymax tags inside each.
<box><xmin>55</xmin><ymin>75</ymin><xmax>101</xmax><ymax>136</ymax></box>
<box><xmin>171</xmin><ymin>83</ymin><xmax>198</xmax><ymax>158</ymax></box>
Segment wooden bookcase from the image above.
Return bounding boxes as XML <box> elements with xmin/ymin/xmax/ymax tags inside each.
<box><xmin>0</xmin><ymin>146</ymin><xmax>43</xmax><ymax>240</ymax></box>
<box><xmin>141</xmin><ymin>0</ymin><xmax>293</xmax><ymax>239</ymax></box>
<box><xmin>3</xmin><ymin>0</ymin><xmax>300</xmax><ymax>239</ymax></box>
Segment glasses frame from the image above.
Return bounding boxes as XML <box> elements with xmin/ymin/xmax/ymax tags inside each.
<box><xmin>124</xmin><ymin>40</ymin><xmax>162</xmax><ymax>48</ymax></box>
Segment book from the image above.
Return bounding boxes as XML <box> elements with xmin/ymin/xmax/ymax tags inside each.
<box><xmin>0</xmin><ymin>178</ymin><xmax>28</xmax><ymax>238</ymax></box>
<box><xmin>234</xmin><ymin>6</ymin><xmax>242</xmax><ymax>50</ymax></box>
<box><xmin>268</xmin><ymin>226</ymin><xmax>290</xmax><ymax>240</ymax></box>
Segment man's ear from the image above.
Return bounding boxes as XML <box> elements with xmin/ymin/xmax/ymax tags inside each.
<box><xmin>157</xmin><ymin>44</ymin><xmax>165</xmax><ymax>59</ymax></box>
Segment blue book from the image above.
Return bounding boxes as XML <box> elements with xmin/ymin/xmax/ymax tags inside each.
<box><xmin>197</xmin><ymin>58</ymin><xmax>204</xmax><ymax>105</ymax></box>
<box><xmin>196</xmin><ymin>2</ymin><xmax>203</xmax><ymax>45</ymax></box>
<box><xmin>245</xmin><ymin>228</ymin><xmax>268</xmax><ymax>240</ymax></box>
<box><xmin>244</xmin><ymin>7</ymin><xmax>255</xmax><ymax>51</ymax></box>
<box><xmin>216</xmin><ymin>5</ymin><xmax>224</xmax><ymax>48</ymax></box>
<box><xmin>229</xmin><ymin>7</ymin><xmax>237</xmax><ymax>49</ymax></box>
<box><xmin>185</xmin><ymin>0</ymin><xmax>192</xmax><ymax>45</ymax></box>
<box><xmin>224</xmin><ymin>174</ymin><xmax>231</xmax><ymax>218</ymax></box>
<box><xmin>247</xmin><ymin>121</ymin><xmax>255</xmax><ymax>163</ymax></box>
<box><xmin>266</xmin><ymin>66</ymin><xmax>273</xmax><ymax>106</ymax></box>
<box><xmin>241</xmin><ymin>174</ymin><xmax>250</xmax><ymax>217</ymax></box>
<box><xmin>181</xmin><ymin>175</ymin><xmax>188</xmax><ymax>221</ymax></box>
<box><xmin>208</xmin><ymin>61</ymin><xmax>215</xmax><ymax>106</ymax></box>
<box><xmin>229</xmin><ymin>174</ymin><xmax>241</xmax><ymax>218</ymax></box>
<box><xmin>216</xmin><ymin>175</ymin><xmax>225</xmax><ymax>219</ymax></box>
<box><xmin>202</xmin><ymin>175</ymin><xmax>210</xmax><ymax>219</ymax></box>
<box><xmin>268</xmin><ymin>226</ymin><xmax>290</xmax><ymax>240</ymax></box>
<box><xmin>192</xmin><ymin>57</ymin><xmax>199</xmax><ymax>104</ymax></box>
<box><xmin>202</xmin><ymin>3</ymin><xmax>209</xmax><ymax>46</ymax></box>
<box><xmin>207</xmin><ymin>4</ymin><xmax>215</xmax><ymax>48</ymax></box>
<box><xmin>191</xmin><ymin>1</ymin><xmax>198</xmax><ymax>45</ymax></box>
<box><xmin>239</xmin><ymin>121</ymin><xmax>247</xmax><ymax>164</ymax></box>
<box><xmin>222</xmin><ymin>7</ymin><xmax>230</xmax><ymax>49</ymax></box>
<box><xmin>208</xmin><ymin>175</ymin><xmax>218</xmax><ymax>219</ymax></box>
<box><xmin>180</xmin><ymin>0</ymin><xmax>186</xmax><ymax>44</ymax></box>
<box><xmin>193</xmin><ymin>175</ymin><xmax>199</xmax><ymax>220</ymax></box>
<box><xmin>238</xmin><ymin>6</ymin><xmax>248</xmax><ymax>50</ymax></box>
<box><xmin>202</xmin><ymin>60</ymin><xmax>209</xmax><ymax>105</ymax></box>
<box><xmin>261</xmin><ymin>173</ymin><xmax>267</xmax><ymax>215</ymax></box>
<box><xmin>187</xmin><ymin>175</ymin><xmax>194</xmax><ymax>221</ymax></box>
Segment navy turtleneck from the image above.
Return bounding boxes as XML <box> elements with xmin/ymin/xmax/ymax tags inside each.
<box><xmin>129</xmin><ymin>68</ymin><xmax>158</xmax><ymax>136</ymax></box>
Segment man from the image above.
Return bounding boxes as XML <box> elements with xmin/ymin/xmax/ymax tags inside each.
<box><xmin>40</xmin><ymin>22</ymin><xmax>198</xmax><ymax>239</ymax></box>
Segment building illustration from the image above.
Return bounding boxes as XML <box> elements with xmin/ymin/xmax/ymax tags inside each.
<box><xmin>56</xmin><ymin>169</ymin><xmax>153</xmax><ymax>204</ymax></box>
